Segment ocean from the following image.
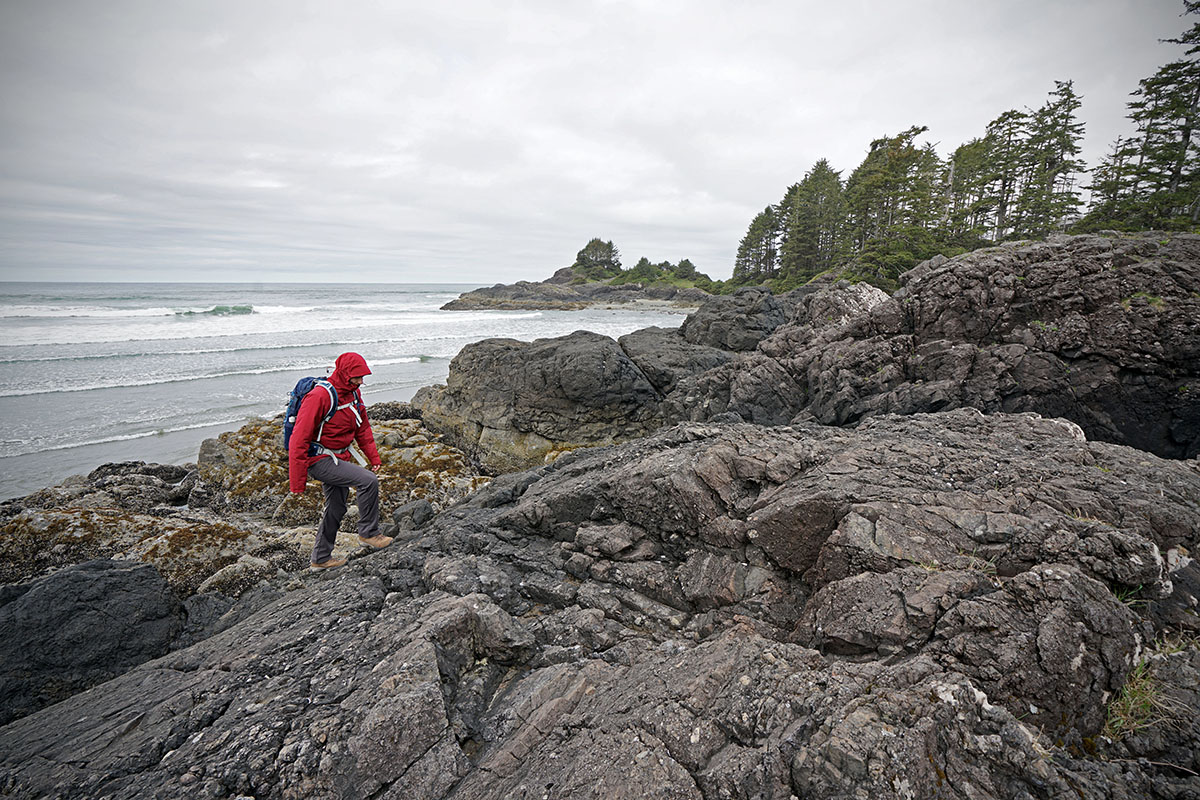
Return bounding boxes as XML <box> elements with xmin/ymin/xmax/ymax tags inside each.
<box><xmin>0</xmin><ymin>282</ymin><xmax>692</xmax><ymax>501</ymax></box>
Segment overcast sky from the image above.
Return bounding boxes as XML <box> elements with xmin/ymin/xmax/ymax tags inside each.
<box><xmin>0</xmin><ymin>0</ymin><xmax>1190</xmax><ymax>284</ymax></box>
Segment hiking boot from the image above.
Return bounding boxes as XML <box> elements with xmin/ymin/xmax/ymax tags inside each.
<box><xmin>358</xmin><ymin>534</ymin><xmax>394</xmax><ymax>549</ymax></box>
<box><xmin>310</xmin><ymin>557</ymin><xmax>347</xmax><ymax>570</ymax></box>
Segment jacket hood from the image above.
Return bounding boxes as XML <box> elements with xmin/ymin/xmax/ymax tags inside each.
<box><xmin>330</xmin><ymin>352</ymin><xmax>371</xmax><ymax>393</ymax></box>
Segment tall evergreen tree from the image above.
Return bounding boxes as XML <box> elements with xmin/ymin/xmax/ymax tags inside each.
<box><xmin>1083</xmin><ymin>136</ymin><xmax>1138</xmax><ymax>224</ymax></box>
<box><xmin>779</xmin><ymin>158</ymin><xmax>847</xmax><ymax>283</ymax></box>
<box><xmin>945</xmin><ymin>137</ymin><xmax>996</xmax><ymax>243</ymax></box>
<box><xmin>1126</xmin><ymin>58</ymin><xmax>1200</xmax><ymax>224</ymax></box>
<box><xmin>983</xmin><ymin>109</ymin><xmax>1030</xmax><ymax>239</ymax></box>
<box><xmin>906</xmin><ymin>143</ymin><xmax>948</xmax><ymax>231</ymax></box>
<box><xmin>774</xmin><ymin>182</ymin><xmax>802</xmax><ymax>266</ymax></box>
<box><xmin>844</xmin><ymin>125</ymin><xmax>930</xmax><ymax>249</ymax></box>
<box><xmin>1078</xmin><ymin>2</ymin><xmax>1198</xmax><ymax>229</ymax></box>
<box><xmin>842</xmin><ymin>126</ymin><xmax>968</xmax><ymax>287</ymax></box>
<box><xmin>733</xmin><ymin>206</ymin><xmax>781</xmax><ymax>283</ymax></box>
<box><xmin>1011</xmin><ymin>81</ymin><xmax>1087</xmax><ymax>237</ymax></box>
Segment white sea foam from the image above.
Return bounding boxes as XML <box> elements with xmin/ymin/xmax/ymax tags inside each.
<box><xmin>0</xmin><ymin>334</ymin><xmax>475</xmax><ymax>364</ymax></box>
<box><xmin>0</xmin><ymin>310</ymin><xmax>544</xmax><ymax>346</ymax></box>
<box><xmin>0</xmin><ymin>417</ymin><xmax>253</xmax><ymax>459</ymax></box>
<box><xmin>0</xmin><ymin>357</ymin><xmax>421</xmax><ymax>398</ymax></box>
<box><xmin>0</xmin><ymin>305</ymin><xmax>183</xmax><ymax>319</ymax></box>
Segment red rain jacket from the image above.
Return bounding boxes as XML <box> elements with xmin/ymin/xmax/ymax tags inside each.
<box><xmin>288</xmin><ymin>352</ymin><xmax>382</xmax><ymax>493</ymax></box>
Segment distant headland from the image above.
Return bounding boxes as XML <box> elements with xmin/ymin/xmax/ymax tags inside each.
<box><xmin>442</xmin><ymin>237</ymin><xmax>715</xmax><ymax>310</ymax></box>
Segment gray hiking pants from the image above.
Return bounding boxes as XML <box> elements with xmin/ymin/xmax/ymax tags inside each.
<box><xmin>308</xmin><ymin>456</ymin><xmax>382</xmax><ymax>564</ymax></box>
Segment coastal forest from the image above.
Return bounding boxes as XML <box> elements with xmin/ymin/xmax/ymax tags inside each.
<box><xmin>725</xmin><ymin>3</ymin><xmax>1200</xmax><ymax>292</ymax></box>
<box><xmin>576</xmin><ymin>4</ymin><xmax>1197</xmax><ymax>298</ymax></box>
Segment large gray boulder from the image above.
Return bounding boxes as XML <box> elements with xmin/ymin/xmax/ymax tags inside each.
<box><xmin>678</xmin><ymin>286</ymin><xmax>793</xmax><ymax>351</ymax></box>
<box><xmin>617</xmin><ymin>326</ymin><xmax>735</xmax><ymax>395</ymax></box>
<box><xmin>413</xmin><ymin>331</ymin><xmax>665</xmax><ymax>472</ymax></box>
<box><xmin>3</xmin><ymin>410</ymin><xmax>1198</xmax><ymax>799</ymax></box>
<box><xmin>0</xmin><ymin>559</ymin><xmax>184</xmax><ymax>725</ymax></box>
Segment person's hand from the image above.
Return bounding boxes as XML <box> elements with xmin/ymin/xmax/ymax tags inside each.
<box><xmin>370</xmin><ymin>464</ymin><xmax>381</xmax><ymax>473</ymax></box>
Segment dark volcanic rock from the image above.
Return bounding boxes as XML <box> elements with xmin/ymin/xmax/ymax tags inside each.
<box><xmin>3</xmin><ymin>410</ymin><xmax>1198</xmax><ymax>799</ymax></box>
<box><xmin>441</xmin><ymin>280</ymin><xmax>594</xmax><ymax>310</ymax></box>
<box><xmin>417</xmin><ymin>282</ymin><xmax>884</xmax><ymax>469</ymax></box>
<box><xmin>678</xmin><ymin>286</ymin><xmax>793</xmax><ymax>351</ymax></box>
<box><xmin>6</xmin><ymin>459</ymin><xmax>196</xmax><ymax>514</ymax></box>
<box><xmin>617</xmin><ymin>326</ymin><xmax>735</xmax><ymax>394</ymax></box>
<box><xmin>681</xmin><ymin>232</ymin><xmax>1200</xmax><ymax>458</ymax></box>
<box><xmin>413</xmin><ymin>331</ymin><xmax>665</xmax><ymax>472</ymax></box>
<box><xmin>0</xmin><ymin>559</ymin><xmax>183</xmax><ymax>726</ymax></box>
<box><xmin>392</xmin><ymin>498</ymin><xmax>435</xmax><ymax>534</ymax></box>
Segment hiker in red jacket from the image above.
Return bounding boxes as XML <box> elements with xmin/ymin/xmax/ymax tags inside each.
<box><xmin>288</xmin><ymin>352</ymin><xmax>393</xmax><ymax>569</ymax></box>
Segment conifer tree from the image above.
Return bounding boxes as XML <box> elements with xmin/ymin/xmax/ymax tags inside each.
<box><xmin>1126</xmin><ymin>58</ymin><xmax>1200</xmax><ymax>224</ymax></box>
<box><xmin>906</xmin><ymin>143</ymin><xmax>948</xmax><ymax>231</ymax></box>
<box><xmin>1011</xmin><ymin>81</ymin><xmax>1087</xmax><ymax>237</ymax></box>
<box><xmin>571</xmin><ymin>238</ymin><xmax>623</xmax><ymax>281</ymax></box>
<box><xmin>982</xmin><ymin>109</ymin><xmax>1030</xmax><ymax>239</ymax></box>
<box><xmin>779</xmin><ymin>159</ymin><xmax>847</xmax><ymax>283</ymax></box>
<box><xmin>1078</xmin><ymin>2</ymin><xmax>1198</xmax><ymax>229</ymax></box>
<box><xmin>844</xmin><ymin>126</ymin><xmax>930</xmax><ymax>248</ymax></box>
<box><xmin>1083</xmin><ymin>137</ymin><xmax>1137</xmax><ymax>224</ymax></box>
<box><xmin>774</xmin><ymin>183</ymin><xmax>802</xmax><ymax>266</ymax></box>
<box><xmin>733</xmin><ymin>206</ymin><xmax>781</xmax><ymax>283</ymax></box>
<box><xmin>673</xmin><ymin>258</ymin><xmax>699</xmax><ymax>280</ymax></box>
<box><xmin>945</xmin><ymin>138</ymin><xmax>995</xmax><ymax>243</ymax></box>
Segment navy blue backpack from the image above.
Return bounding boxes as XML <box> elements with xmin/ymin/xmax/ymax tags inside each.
<box><xmin>282</xmin><ymin>377</ymin><xmax>338</xmax><ymax>452</ymax></box>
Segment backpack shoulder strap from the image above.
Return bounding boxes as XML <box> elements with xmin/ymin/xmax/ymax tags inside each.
<box><xmin>314</xmin><ymin>380</ymin><xmax>339</xmax><ymax>443</ymax></box>
<box><xmin>314</xmin><ymin>380</ymin><xmax>338</xmax><ymax>421</ymax></box>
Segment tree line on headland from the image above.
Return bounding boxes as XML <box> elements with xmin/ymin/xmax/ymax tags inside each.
<box><xmin>579</xmin><ymin>3</ymin><xmax>1198</xmax><ymax>296</ymax></box>
<box><xmin>729</xmin><ymin>2</ymin><xmax>1199</xmax><ymax>292</ymax></box>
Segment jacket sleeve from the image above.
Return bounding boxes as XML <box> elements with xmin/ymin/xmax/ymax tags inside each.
<box><xmin>354</xmin><ymin>394</ymin><xmax>382</xmax><ymax>467</ymax></box>
<box><xmin>288</xmin><ymin>389</ymin><xmax>330</xmax><ymax>492</ymax></box>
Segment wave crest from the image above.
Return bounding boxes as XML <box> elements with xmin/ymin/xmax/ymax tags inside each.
<box><xmin>176</xmin><ymin>305</ymin><xmax>255</xmax><ymax>317</ymax></box>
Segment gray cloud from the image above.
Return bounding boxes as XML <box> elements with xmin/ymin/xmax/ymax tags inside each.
<box><xmin>0</xmin><ymin>0</ymin><xmax>1188</xmax><ymax>283</ymax></box>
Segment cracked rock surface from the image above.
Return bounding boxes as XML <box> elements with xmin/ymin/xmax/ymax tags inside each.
<box><xmin>3</xmin><ymin>409</ymin><xmax>1198</xmax><ymax>799</ymax></box>
<box><xmin>417</xmin><ymin>233</ymin><xmax>1200</xmax><ymax>472</ymax></box>
<box><xmin>677</xmin><ymin>232</ymin><xmax>1200</xmax><ymax>459</ymax></box>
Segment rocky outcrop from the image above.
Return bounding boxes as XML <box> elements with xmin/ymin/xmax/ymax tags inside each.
<box><xmin>616</xmin><ymin>326</ymin><xmax>735</xmax><ymax>395</ymax></box>
<box><xmin>0</xmin><ymin>463</ymin><xmax>290</xmax><ymax>595</ymax></box>
<box><xmin>418</xmin><ymin>233</ymin><xmax>1200</xmax><ymax>470</ymax></box>
<box><xmin>677</xmin><ymin>286</ymin><xmax>795</xmax><ymax>351</ymax></box>
<box><xmin>0</xmin><ymin>559</ymin><xmax>184</xmax><ymax>725</ymax></box>
<box><xmin>676</xmin><ymin>232</ymin><xmax>1200</xmax><ymax>459</ymax></box>
<box><xmin>412</xmin><ymin>331</ymin><xmax>667</xmax><ymax>473</ymax></box>
<box><xmin>417</xmin><ymin>280</ymin><xmax>890</xmax><ymax>470</ymax></box>
<box><xmin>2</xmin><ymin>410</ymin><xmax>1198</xmax><ymax>798</ymax></box>
<box><xmin>442</xmin><ymin>276</ymin><xmax>708</xmax><ymax>310</ymax></box>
